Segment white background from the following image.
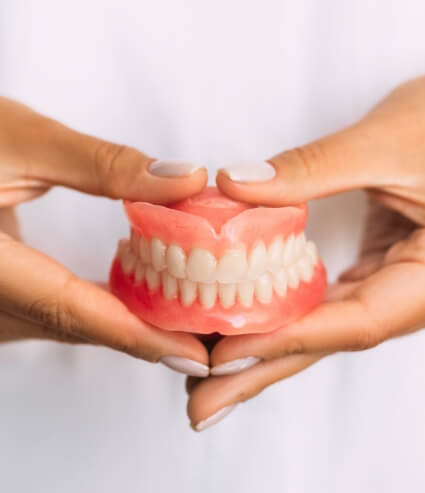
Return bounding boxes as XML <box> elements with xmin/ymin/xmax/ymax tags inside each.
<box><xmin>0</xmin><ymin>1</ymin><xmax>425</xmax><ymax>492</ymax></box>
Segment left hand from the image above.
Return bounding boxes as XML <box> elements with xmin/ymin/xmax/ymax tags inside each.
<box><xmin>187</xmin><ymin>77</ymin><xmax>425</xmax><ymax>431</ymax></box>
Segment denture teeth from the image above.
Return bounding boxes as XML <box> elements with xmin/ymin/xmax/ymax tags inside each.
<box><xmin>294</xmin><ymin>233</ymin><xmax>306</xmax><ymax>259</ymax></box>
<box><xmin>162</xmin><ymin>272</ymin><xmax>178</xmax><ymax>300</ymax></box>
<box><xmin>121</xmin><ymin>249</ymin><xmax>137</xmax><ymax>275</ymax></box>
<box><xmin>247</xmin><ymin>241</ymin><xmax>267</xmax><ymax>279</ymax></box>
<box><xmin>305</xmin><ymin>241</ymin><xmax>318</xmax><ymax>265</ymax></box>
<box><xmin>139</xmin><ymin>237</ymin><xmax>151</xmax><ymax>264</ymax></box>
<box><xmin>134</xmin><ymin>260</ymin><xmax>145</xmax><ymax>284</ymax></box>
<box><xmin>287</xmin><ymin>265</ymin><xmax>300</xmax><ymax>289</ymax></box>
<box><xmin>255</xmin><ymin>272</ymin><xmax>273</xmax><ymax>304</ymax></box>
<box><xmin>130</xmin><ymin>229</ymin><xmax>139</xmax><ymax>253</ymax></box>
<box><xmin>151</xmin><ymin>237</ymin><xmax>167</xmax><ymax>271</ymax></box>
<box><xmin>282</xmin><ymin>234</ymin><xmax>296</xmax><ymax>266</ymax></box>
<box><xmin>273</xmin><ymin>269</ymin><xmax>288</xmax><ymax>297</ymax></box>
<box><xmin>216</xmin><ymin>246</ymin><xmax>247</xmax><ymax>283</ymax></box>
<box><xmin>199</xmin><ymin>283</ymin><xmax>217</xmax><ymax>309</ymax></box>
<box><xmin>187</xmin><ymin>248</ymin><xmax>217</xmax><ymax>283</ymax></box>
<box><xmin>218</xmin><ymin>283</ymin><xmax>237</xmax><ymax>309</ymax></box>
<box><xmin>297</xmin><ymin>257</ymin><xmax>314</xmax><ymax>283</ymax></box>
<box><xmin>145</xmin><ymin>265</ymin><xmax>160</xmax><ymax>291</ymax></box>
<box><xmin>268</xmin><ymin>236</ymin><xmax>284</xmax><ymax>271</ymax></box>
<box><xmin>166</xmin><ymin>244</ymin><xmax>186</xmax><ymax>279</ymax></box>
<box><xmin>237</xmin><ymin>280</ymin><xmax>255</xmax><ymax>307</ymax></box>
<box><xmin>179</xmin><ymin>279</ymin><xmax>197</xmax><ymax>307</ymax></box>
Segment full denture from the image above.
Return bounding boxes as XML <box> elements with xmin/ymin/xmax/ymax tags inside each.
<box><xmin>109</xmin><ymin>188</ymin><xmax>327</xmax><ymax>335</ymax></box>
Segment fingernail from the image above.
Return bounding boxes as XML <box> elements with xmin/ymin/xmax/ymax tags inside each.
<box><xmin>194</xmin><ymin>404</ymin><xmax>238</xmax><ymax>432</ymax></box>
<box><xmin>219</xmin><ymin>160</ymin><xmax>276</xmax><ymax>183</ymax></box>
<box><xmin>160</xmin><ymin>355</ymin><xmax>209</xmax><ymax>378</ymax></box>
<box><xmin>211</xmin><ymin>356</ymin><xmax>261</xmax><ymax>376</ymax></box>
<box><xmin>149</xmin><ymin>159</ymin><xmax>204</xmax><ymax>177</ymax></box>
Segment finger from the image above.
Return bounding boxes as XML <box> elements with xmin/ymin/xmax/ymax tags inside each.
<box><xmin>0</xmin><ymin>233</ymin><xmax>209</xmax><ymax>372</ymax></box>
<box><xmin>0</xmin><ymin>97</ymin><xmax>207</xmax><ymax>203</ymax></box>
<box><xmin>210</xmin><ymin>258</ymin><xmax>425</xmax><ymax>370</ymax></box>
<box><xmin>188</xmin><ymin>353</ymin><xmax>324</xmax><ymax>431</ymax></box>
<box><xmin>0</xmin><ymin>311</ymin><xmax>86</xmax><ymax>344</ymax></box>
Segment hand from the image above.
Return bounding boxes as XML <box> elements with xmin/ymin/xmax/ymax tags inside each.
<box><xmin>187</xmin><ymin>76</ymin><xmax>425</xmax><ymax>430</ymax></box>
<box><xmin>0</xmin><ymin>97</ymin><xmax>210</xmax><ymax>377</ymax></box>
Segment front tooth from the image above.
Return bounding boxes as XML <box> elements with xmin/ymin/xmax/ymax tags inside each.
<box><xmin>268</xmin><ymin>236</ymin><xmax>284</xmax><ymax>271</ymax></box>
<box><xmin>294</xmin><ymin>232</ymin><xmax>306</xmax><ymax>259</ymax></box>
<box><xmin>187</xmin><ymin>248</ymin><xmax>217</xmax><ymax>283</ymax></box>
<box><xmin>218</xmin><ymin>283</ymin><xmax>237</xmax><ymax>309</ymax></box>
<box><xmin>121</xmin><ymin>249</ymin><xmax>137</xmax><ymax>275</ymax></box>
<box><xmin>139</xmin><ymin>237</ymin><xmax>151</xmax><ymax>264</ymax></box>
<box><xmin>247</xmin><ymin>241</ymin><xmax>267</xmax><ymax>279</ymax></box>
<box><xmin>297</xmin><ymin>257</ymin><xmax>314</xmax><ymax>283</ymax></box>
<box><xmin>282</xmin><ymin>234</ymin><xmax>296</xmax><ymax>267</ymax></box>
<box><xmin>216</xmin><ymin>247</ymin><xmax>247</xmax><ymax>283</ymax></box>
<box><xmin>167</xmin><ymin>244</ymin><xmax>186</xmax><ymax>279</ymax></box>
<box><xmin>130</xmin><ymin>229</ymin><xmax>139</xmax><ymax>253</ymax></box>
<box><xmin>238</xmin><ymin>280</ymin><xmax>255</xmax><ymax>307</ymax></box>
<box><xmin>273</xmin><ymin>269</ymin><xmax>287</xmax><ymax>297</ymax></box>
<box><xmin>199</xmin><ymin>283</ymin><xmax>217</xmax><ymax>309</ymax></box>
<box><xmin>162</xmin><ymin>272</ymin><xmax>178</xmax><ymax>300</ymax></box>
<box><xmin>151</xmin><ymin>238</ymin><xmax>167</xmax><ymax>271</ymax></box>
<box><xmin>134</xmin><ymin>260</ymin><xmax>145</xmax><ymax>284</ymax></box>
<box><xmin>287</xmin><ymin>265</ymin><xmax>300</xmax><ymax>289</ymax></box>
<box><xmin>255</xmin><ymin>272</ymin><xmax>273</xmax><ymax>304</ymax></box>
<box><xmin>305</xmin><ymin>241</ymin><xmax>318</xmax><ymax>265</ymax></box>
<box><xmin>179</xmin><ymin>279</ymin><xmax>197</xmax><ymax>307</ymax></box>
<box><xmin>145</xmin><ymin>265</ymin><xmax>160</xmax><ymax>291</ymax></box>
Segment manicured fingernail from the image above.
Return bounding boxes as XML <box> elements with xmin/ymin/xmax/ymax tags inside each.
<box><xmin>211</xmin><ymin>356</ymin><xmax>261</xmax><ymax>376</ymax></box>
<box><xmin>160</xmin><ymin>356</ymin><xmax>209</xmax><ymax>377</ymax></box>
<box><xmin>149</xmin><ymin>159</ymin><xmax>204</xmax><ymax>177</ymax></box>
<box><xmin>219</xmin><ymin>160</ymin><xmax>276</xmax><ymax>183</ymax></box>
<box><xmin>194</xmin><ymin>404</ymin><xmax>238</xmax><ymax>432</ymax></box>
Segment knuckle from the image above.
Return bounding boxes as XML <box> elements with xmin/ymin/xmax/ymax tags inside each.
<box><xmin>284</xmin><ymin>337</ymin><xmax>305</xmax><ymax>355</ymax></box>
<box><xmin>24</xmin><ymin>296</ymin><xmax>77</xmax><ymax>335</ymax></box>
<box><xmin>93</xmin><ymin>142</ymin><xmax>132</xmax><ymax>198</ymax></box>
<box><xmin>285</xmin><ymin>142</ymin><xmax>328</xmax><ymax>180</ymax></box>
<box><xmin>350</xmin><ymin>328</ymin><xmax>382</xmax><ymax>351</ymax></box>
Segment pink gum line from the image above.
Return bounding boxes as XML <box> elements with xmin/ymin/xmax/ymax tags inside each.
<box><xmin>124</xmin><ymin>201</ymin><xmax>307</xmax><ymax>257</ymax></box>
<box><xmin>109</xmin><ymin>257</ymin><xmax>327</xmax><ymax>335</ymax></box>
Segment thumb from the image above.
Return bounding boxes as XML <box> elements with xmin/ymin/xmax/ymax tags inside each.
<box><xmin>1</xmin><ymin>97</ymin><xmax>207</xmax><ymax>204</ymax></box>
<box><xmin>216</xmin><ymin>124</ymin><xmax>383</xmax><ymax>206</ymax></box>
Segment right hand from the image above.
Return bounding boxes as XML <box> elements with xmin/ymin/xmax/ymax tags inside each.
<box><xmin>0</xmin><ymin>97</ymin><xmax>209</xmax><ymax>377</ymax></box>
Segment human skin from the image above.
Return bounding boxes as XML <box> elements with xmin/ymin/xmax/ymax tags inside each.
<box><xmin>187</xmin><ymin>77</ymin><xmax>425</xmax><ymax>431</ymax></box>
<box><xmin>0</xmin><ymin>97</ymin><xmax>210</xmax><ymax>376</ymax></box>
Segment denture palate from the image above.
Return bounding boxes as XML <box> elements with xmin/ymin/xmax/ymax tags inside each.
<box><xmin>117</xmin><ymin>229</ymin><xmax>319</xmax><ymax>310</ymax></box>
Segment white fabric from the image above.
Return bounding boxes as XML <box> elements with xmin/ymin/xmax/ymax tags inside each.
<box><xmin>1</xmin><ymin>1</ymin><xmax>425</xmax><ymax>491</ymax></box>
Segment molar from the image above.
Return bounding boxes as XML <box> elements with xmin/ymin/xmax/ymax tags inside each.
<box><xmin>134</xmin><ymin>260</ymin><xmax>145</xmax><ymax>284</ymax></box>
<box><xmin>130</xmin><ymin>229</ymin><xmax>139</xmax><ymax>254</ymax></box>
<box><xmin>297</xmin><ymin>257</ymin><xmax>314</xmax><ymax>283</ymax></box>
<box><xmin>286</xmin><ymin>264</ymin><xmax>300</xmax><ymax>289</ymax></box>
<box><xmin>166</xmin><ymin>244</ymin><xmax>186</xmax><ymax>279</ymax></box>
<box><xmin>121</xmin><ymin>244</ymin><xmax>137</xmax><ymax>275</ymax></box>
<box><xmin>247</xmin><ymin>241</ymin><xmax>267</xmax><ymax>279</ymax></box>
<box><xmin>255</xmin><ymin>272</ymin><xmax>273</xmax><ymax>304</ymax></box>
<box><xmin>199</xmin><ymin>283</ymin><xmax>217</xmax><ymax>309</ymax></box>
<box><xmin>218</xmin><ymin>283</ymin><xmax>237</xmax><ymax>309</ymax></box>
<box><xmin>139</xmin><ymin>236</ymin><xmax>151</xmax><ymax>264</ymax></box>
<box><xmin>273</xmin><ymin>269</ymin><xmax>288</xmax><ymax>297</ymax></box>
<box><xmin>187</xmin><ymin>248</ymin><xmax>217</xmax><ymax>283</ymax></box>
<box><xmin>179</xmin><ymin>279</ymin><xmax>197</xmax><ymax>306</ymax></box>
<box><xmin>151</xmin><ymin>238</ymin><xmax>167</xmax><ymax>271</ymax></box>
<box><xmin>217</xmin><ymin>246</ymin><xmax>248</xmax><ymax>283</ymax></box>
<box><xmin>294</xmin><ymin>233</ymin><xmax>306</xmax><ymax>259</ymax></box>
<box><xmin>305</xmin><ymin>241</ymin><xmax>318</xmax><ymax>265</ymax></box>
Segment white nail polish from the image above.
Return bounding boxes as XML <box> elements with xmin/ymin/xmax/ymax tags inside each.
<box><xmin>219</xmin><ymin>161</ymin><xmax>276</xmax><ymax>183</ymax></box>
<box><xmin>149</xmin><ymin>159</ymin><xmax>204</xmax><ymax>177</ymax></box>
<box><xmin>195</xmin><ymin>404</ymin><xmax>238</xmax><ymax>432</ymax></box>
<box><xmin>211</xmin><ymin>356</ymin><xmax>261</xmax><ymax>376</ymax></box>
<box><xmin>160</xmin><ymin>355</ymin><xmax>209</xmax><ymax>377</ymax></box>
